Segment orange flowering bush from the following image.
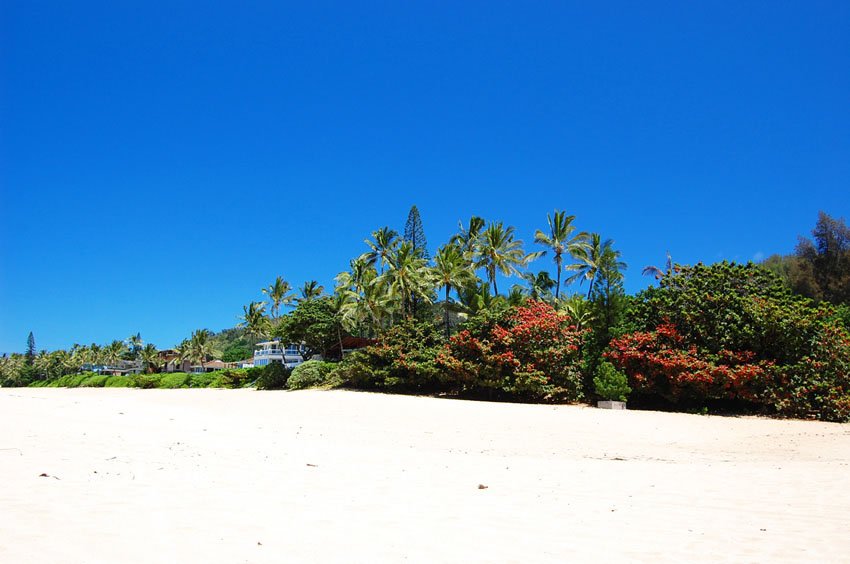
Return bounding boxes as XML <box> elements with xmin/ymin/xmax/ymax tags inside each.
<box><xmin>437</xmin><ymin>301</ymin><xmax>586</xmax><ymax>400</ymax></box>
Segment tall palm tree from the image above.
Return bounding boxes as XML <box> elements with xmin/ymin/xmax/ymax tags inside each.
<box><xmin>432</xmin><ymin>243</ymin><xmax>477</xmax><ymax>337</ymax></box>
<box><xmin>521</xmin><ymin>270</ymin><xmax>557</xmax><ymax>302</ymax></box>
<box><xmin>187</xmin><ymin>329</ymin><xmax>213</xmax><ymax>371</ymax></box>
<box><xmin>262</xmin><ymin>276</ymin><xmax>294</xmax><ymax>318</ymax></box>
<box><xmin>126</xmin><ymin>333</ymin><xmax>144</xmax><ymax>357</ymax></box>
<box><xmin>473</xmin><ymin>222</ymin><xmax>531</xmax><ymax>296</ymax></box>
<box><xmin>450</xmin><ymin>216</ymin><xmax>486</xmax><ymax>257</ymax></box>
<box><xmin>642</xmin><ymin>251</ymin><xmax>674</xmax><ymax>280</ymax></box>
<box><xmin>298</xmin><ymin>280</ymin><xmax>325</xmax><ymax>303</ymax></box>
<box><xmin>378</xmin><ymin>241</ymin><xmax>435</xmax><ymax>317</ymax></box>
<box><xmin>103</xmin><ymin>340</ymin><xmax>126</xmax><ymax>366</ymax></box>
<box><xmin>363</xmin><ymin>227</ymin><xmax>399</xmax><ymax>273</ymax></box>
<box><xmin>566</xmin><ymin>234</ymin><xmax>623</xmax><ymax>299</ymax></box>
<box><xmin>534</xmin><ymin>210</ymin><xmax>588</xmax><ymax>300</ymax></box>
<box><xmin>139</xmin><ymin>344</ymin><xmax>160</xmax><ymax>374</ymax></box>
<box><xmin>239</xmin><ymin>301</ymin><xmax>270</xmax><ymax>345</ymax></box>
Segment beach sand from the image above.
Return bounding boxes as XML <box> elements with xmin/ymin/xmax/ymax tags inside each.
<box><xmin>0</xmin><ymin>388</ymin><xmax>848</xmax><ymax>562</ymax></box>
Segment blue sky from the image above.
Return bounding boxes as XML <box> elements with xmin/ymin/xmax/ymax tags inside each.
<box><xmin>1</xmin><ymin>1</ymin><xmax>848</xmax><ymax>353</ymax></box>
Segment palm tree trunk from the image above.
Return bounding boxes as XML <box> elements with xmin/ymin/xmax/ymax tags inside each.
<box><xmin>444</xmin><ymin>285</ymin><xmax>451</xmax><ymax>338</ymax></box>
<box><xmin>586</xmin><ymin>276</ymin><xmax>595</xmax><ymax>300</ymax></box>
<box><xmin>555</xmin><ymin>256</ymin><xmax>562</xmax><ymax>300</ymax></box>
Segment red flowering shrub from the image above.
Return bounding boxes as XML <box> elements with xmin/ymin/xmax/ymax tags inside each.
<box><xmin>437</xmin><ymin>301</ymin><xmax>586</xmax><ymax>400</ymax></box>
<box><xmin>605</xmin><ymin>323</ymin><xmax>772</xmax><ymax>405</ymax></box>
<box><xmin>607</xmin><ymin>322</ymin><xmax>850</xmax><ymax>422</ymax></box>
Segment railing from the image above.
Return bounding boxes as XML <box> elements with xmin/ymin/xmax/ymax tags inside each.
<box><xmin>255</xmin><ymin>348</ymin><xmax>302</xmax><ymax>357</ymax></box>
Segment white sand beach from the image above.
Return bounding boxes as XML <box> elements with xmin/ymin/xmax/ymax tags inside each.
<box><xmin>0</xmin><ymin>388</ymin><xmax>848</xmax><ymax>563</ymax></box>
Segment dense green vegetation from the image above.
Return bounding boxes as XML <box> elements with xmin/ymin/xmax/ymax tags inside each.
<box><xmin>3</xmin><ymin>208</ymin><xmax>849</xmax><ymax>421</ymax></box>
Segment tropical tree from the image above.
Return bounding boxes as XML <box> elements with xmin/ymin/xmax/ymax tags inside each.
<box><xmin>378</xmin><ymin>241</ymin><xmax>435</xmax><ymax>317</ymax></box>
<box><xmin>566</xmin><ymin>233</ymin><xmax>619</xmax><ymax>299</ymax></box>
<box><xmin>126</xmin><ymin>333</ymin><xmax>144</xmax><ymax>357</ymax></box>
<box><xmin>262</xmin><ymin>276</ymin><xmax>295</xmax><ymax>318</ymax></box>
<box><xmin>239</xmin><ymin>301</ymin><xmax>271</xmax><ymax>345</ymax></box>
<box><xmin>187</xmin><ymin>329</ymin><xmax>214</xmax><ymax>370</ymax></box>
<box><xmin>473</xmin><ymin>222</ymin><xmax>534</xmax><ymax>296</ymax></box>
<box><xmin>403</xmin><ymin>205</ymin><xmax>429</xmax><ymax>259</ymax></box>
<box><xmin>534</xmin><ymin>210</ymin><xmax>588</xmax><ymax>299</ymax></box>
<box><xmin>139</xmin><ymin>343</ymin><xmax>160</xmax><ymax>374</ymax></box>
<box><xmin>432</xmin><ymin>243</ymin><xmax>477</xmax><ymax>337</ymax></box>
<box><xmin>298</xmin><ymin>280</ymin><xmax>325</xmax><ymax>303</ymax></box>
<box><xmin>103</xmin><ymin>340</ymin><xmax>126</xmax><ymax>366</ymax></box>
<box><xmin>363</xmin><ymin>227</ymin><xmax>399</xmax><ymax>273</ymax></box>
<box><xmin>450</xmin><ymin>216</ymin><xmax>486</xmax><ymax>257</ymax></box>
<box><xmin>521</xmin><ymin>271</ymin><xmax>557</xmax><ymax>302</ymax></box>
<box><xmin>642</xmin><ymin>251</ymin><xmax>674</xmax><ymax>280</ymax></box>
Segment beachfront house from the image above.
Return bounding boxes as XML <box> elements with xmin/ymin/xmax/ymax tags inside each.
<box><xmin>253</xmin><ymin>340</ymin><xmax>305</xmax><ymax>369</ymax></box>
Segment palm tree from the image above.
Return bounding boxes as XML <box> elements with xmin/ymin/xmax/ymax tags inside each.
<box><xmin>378</xmin><ymin>241</ymin><xmax>435</xmax><ymax>317</ymax></box>
<box><xmin>473</xmin><ymin>222</ymin><xmax>531</xmax><ymax>296</ymax></box>
<box><xmin>239</xmin><ymin>301</ymin><xmax>270</xmax><ymax>345</ymax></box>
<box><xmin>298</xmin><ymin>280</ymin><xmax>325</xmax><ymax>303</ymax></box>
<box><xmin>559</xmin><ymin>294</ymin><xmax>596</xmax><ymax>332</ymax></box>
<box><xmin>566</xmin><ymin>234</ymin><xmax>622</xmax><ymax>299</ymax></box>
<box><xmin>103</xmin><ymin>340</ymin><xmax>126</xmax><ymax>366</ymax></box>
<box><xmin>262</xmin><ymin>276</ymin><xmax>294</xmax><ymax>318</ymax></box>
<box><xmin>450</xmin><ymin>216</ymin><xmax>486</xmax><ymax>257</ymax></box>
<box><xmin>139</xmin><ymin>344</ymin><xmax>160</xmax><ymax>374</ymax></box>
<box><xmin>432</xmin><ymin>243</ymin><xmax>477</xmax><ymax>337</ymax></box>
<box><xmin>363</xmin><ymin>227</ymin><xmax>399</xmax><ymax>273</ymax></box>
<box><xmin>534</xmin><ymin>210</ymin><xmax>588</xmax><ymax>300</ymax></box>
<box><xmin>521</xmin><ymin>270</ymin><xmax>557</xmax><ymax>302</ymax></box>
<box><xmin>642</xmin><ymin>251</ymin><xmax>674</xmax><ymax>280</ymax></box>
<box><xmin>126</xmin><ymin>333</ymin><xmax>144</xmax><ymax>357</ymax></box>
<box><xmin>187</xmin><ymin>329</ymin><xmax>213</xmax><ymax>371</ymax></box>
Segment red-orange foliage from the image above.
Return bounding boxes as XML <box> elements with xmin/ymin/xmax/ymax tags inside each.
<box><xmin>437</xmin><ymin>301</ymin><xmax>585</xmax><ymax>399</ymax></box>
<box><xmin>605</xmin><ymin>323</ymin><xmax>772</xmax><ymax>404</ymax></box>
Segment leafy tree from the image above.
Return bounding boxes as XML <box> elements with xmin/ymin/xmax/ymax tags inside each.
<box><xmin>239</xmin><ymin>301</ymin><xmax>270</xmax><ymax>345</ymax></box>
<box><xmin>521</xmin><ymin>271</ymin><xmax>557</xmax><ymax>302</ymax></box>
<box><xmin>450</xmin><ymin>215</ymin><xmax>486</xmax><ymax>257</ymax></box>
<box><xmin>139</xmin><ymin>344</ymin><xmax>160</xmax><ymax>373</ymax></box>
<box><xmin>642</xmin><ymin>251</ymin><xmax>674</xmax><ymax>280</ymax></box>
<box><xmin>794</xmin><ymin>211</ymin><xmax>850</xmax><ymax>304</ymax></box>
<box><xmin>363</xmin><ymin>226</ymin><xmax>399</xmax><ymax>273</ymax></box>
<box><xmin>474</xmin><ymin>222</ymin><xmax>532</xmax><ymax>296</ymax></box>
<box><xmin>566</xmin><ymin>233</ymin><xmax>618</xmax><ymax>299</ymax></box>
<box><xmin>187</xmin><ymin>329</ymin><xmax>214</xmax><ymax>369</ymax></box>
<box><xmin>432</xmin><ymin>243</ymin><xmax>477</xmax><ymax>337</ymax></box>
<box><xmin>25</xmin><ymin>332</ymin><xmax>35</xmax><ymax>365</ymax></box>
<box><xmin>298</xmin><ymin>280</ymin><xmax>325</xmax><ymax>303</ymax></box>
<box><xmin>126</xmin><ymin>333</ymin><xmax>144</xmax><ymax>357</ymax></box>
<box><xmin>262</xmin><ymin>276</ymin><xmax>295</xmax><ymax>318</ymax></box>
<box><xmin>534</xmin><ymin>210</ymin><xmax>587</xmax><ymax>299</ymax></box>
<box><xmin>103</xmin><ymin>340</ymin><xmax>126</xmax><ymax>366</ymax></box>
<box><xmin>276</xmin><ymin>297</ymin><xmax>346</xmax><ymax>360</ymax></box>
<box><xmin>403</xmin><ymin>205</ymin><xmax>429</xmax><ymax>259</ymax></box>
<box><xmin>379</xmin><ymin>241</ymin><xmax>435</xmax><ymax>318</ymax></box>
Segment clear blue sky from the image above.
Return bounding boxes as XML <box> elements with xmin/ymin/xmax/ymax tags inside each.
<box><xmin>1</xmin><ymin>1</ymin><xmax>848</xmax><ymax>353</ymax></box>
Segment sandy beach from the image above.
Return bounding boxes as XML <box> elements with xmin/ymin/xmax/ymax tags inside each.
<box><xmin>0</xmin><ymin>388</ymin><xmax>848</xmax><ymax>563</ymax></box>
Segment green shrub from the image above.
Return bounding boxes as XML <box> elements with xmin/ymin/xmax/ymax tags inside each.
<box><xmin>80</xmin><ymin>374</ymin><xmax>109</xmax><ymax>387</ymax></box>
<box><xmin>158</xmin><ymin>372</ymin><xmax>190</xmax><ymax>389</ymax></box>
<box><xmin>593</xmin><ymin>361</ymin><xmax>631</xmax><ymax>402</ymax></box>
<box><xmin>189</xmin><ymin>371</ymin><xmax>218</xmax><ymax>388</ymax></box>
<box><xmin>287</xmin><ymin>361</ymin><xmax>336</xmax><ymax>390</ymax></box>
<box><xmin>105</xmin><ymin>375</ymin><xmax>132</xmax><ymax>387</ymax></box>
<box><xmin>218</xmin><ymin>368</ymin><xmax>252</xmax><ymax>389</ymax></box>
<box><xmin>132</xmin><ymin>373</ymin><xmax>162</xmax><ymax>389</ymax></box>
<box><xmin>255</xmin><ymin>364</ymin><xmax>291</xmax><ymax>390</ymax></box>
<box><xmin>334</xmin><ymin>319</ymin><xmax>444</xmax><ymax>392</ymax></box>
